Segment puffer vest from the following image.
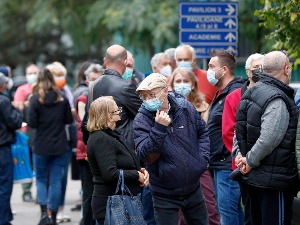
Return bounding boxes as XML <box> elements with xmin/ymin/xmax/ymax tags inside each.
<box><xmin>236</xmin><ymin>74</ymin><xmax>300</xmax><ymax>191</ymax></box>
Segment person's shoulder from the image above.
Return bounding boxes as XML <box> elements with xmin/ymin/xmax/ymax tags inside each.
<box><xmin>227</xmin><ymin>88</ymin><xmax>242</xmax><ymax>100</ymax></box>
<box><xmin>194</xmin><ymin>67</ymin><xmax>206</xmax><ymax>75</ymax></box>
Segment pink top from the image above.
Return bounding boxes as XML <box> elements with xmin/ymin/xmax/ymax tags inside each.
<box><xmin>14</xmin><ymin>83</ymin><xmax>32</xmax><ymax>102</ymax></box>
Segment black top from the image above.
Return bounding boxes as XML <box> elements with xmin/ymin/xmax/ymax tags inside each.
<box><xmin>28</xmin><ymin>91</ymin><xmax>73</xmax><ymax>156</ymax></box>
<box><xmin>82</xmin><ymin>69</ymin><xmax>142</xmax><ymax>149</ymax></box>
<box><xmin>0</xmin><ymin>93</ymin><xmax>22</xmax><ymax>146</ymax></box>
<box><xmin>87</xmin><ymin>129</ymin><xmax>141</xmax><ymax>197</ymax></box>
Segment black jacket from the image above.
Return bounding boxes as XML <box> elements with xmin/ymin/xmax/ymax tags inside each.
<box><xmin>87</xmin><ymin>129</ymin><xmax>141</xmax><ymax>197</ymax></box>
<box><xmin>207</xmin><ymin>77</ymin><xmax>244</xmax><ymax>170</ymax></box>
<box><xmin>0</xmin><ymin>93</ymin><xmax>22</xmax><ymax>147</ymax></box>
<box><xmin>28</xmin><ymin>91</ymin><xmax>73</xmax><ymax>156</ymax></box>
<box><xmin>82</xmin><ymin>69</ymin><xmax>142</xmax><ymax>149</ymax></box>
<box><xmin>236</xmin><ymin>74</ymin><xmax>300</xmax><ymax>191</ymax></box>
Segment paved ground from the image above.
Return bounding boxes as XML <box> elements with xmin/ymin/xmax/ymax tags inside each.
<box><xmin>11</xmin><ymin>171</ymin><xmax>82</xmax><ymax>225</ymax></box>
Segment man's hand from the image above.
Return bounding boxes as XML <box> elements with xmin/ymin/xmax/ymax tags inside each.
<box><xmin>155</xmin><ymin>110</ymin><xmax>170</xmax><ymax>126</ymax></box>
<box><xmin>236</xmin><ymin>157</ymin><xmax>252</xmax><ymax>175</ymax></box>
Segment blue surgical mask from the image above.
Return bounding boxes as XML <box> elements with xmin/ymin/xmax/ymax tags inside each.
<box><xmin>177</xmin><ymin>61</ymin><xmax>193</xmax><ymax>71</ymax></box>
<box><xmin>207</xmin><ymin>68</ymin><xmax>224</xmax><ymax>86</ymax></box>
<box><xmin>174</xmin><ymin>83</ymin><xmax>192</xmax><ymax>97</ymax></box>
<box><xmin>122</xmin><ymin>67</ymin><xmax>133</xmax><ymax>81</ymax></box>
<box><xmin>26</xmin><ymin>74</ymin><xmax>37</xmax><ymax>84</ymax></box>
<box><xmin>142</xmin><ymin>98</ymin><xmax>162</xmax><ymax>112</ymax></box>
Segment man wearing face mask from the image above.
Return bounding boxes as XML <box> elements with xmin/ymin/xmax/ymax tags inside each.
<box><xmin>175</xmin><ymin>44</ymin><xmax>217</xmax><ymax>105</ymax></box>
<box><xmin>206</xmin><ymin>50</ymin><xmax>244</xmax><ymax>225</ymax></box>
<box><xmin>133</xmin><ymin>73</ymin><xmax>210</xmax><ymax>225</ymax></box>
<box><xmin>14</xmin><ymin>64</ymin><xmax>39</xmax><ymax>111</ymax></box>
<box><xmin>221</xmin><ymin>53</ymin><xmax>264</xmax><ymax>225</ymax></box>
<box><xmin>151</xmin><ymin>52</ymin><xmax>172</xmax><ymax>78</ymax></box>
<box><xmin>82</xmin><ymin>44</ymin><xmax>142</xmax><ymax>150</ymax></box>
<box><xmin>234</xmin><ymin>51</ymin><xmax>299</xmax><ymax>225</ymax></box>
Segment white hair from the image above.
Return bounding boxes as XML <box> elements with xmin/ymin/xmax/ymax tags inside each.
<box><xmin>150</xmin><ymin>53</ymin><xmax>167</xmax><ymax>68</ymax></box>
<box><xmin>174</xmin><ymin>44</ymin><xmax>196</xmax><ymax>61</ymax></box>
<box><xmin>164</xmin><ymin>48</ymin><xmax>175</xmax><ymax>59</ymax></box>
<box><xmin>126</xmin><ymin>50</ymin><xmax>135</xmax><ymax>64</ymax></box>
<box><xmin>84</xmin><ymin>64</ymin><xmax>104</xmax><ymax>80</ymax></box>
<box><xmin>245</xmin><ymin>53</ymin><xmax>264</xmax><ymax>70</ymax></box>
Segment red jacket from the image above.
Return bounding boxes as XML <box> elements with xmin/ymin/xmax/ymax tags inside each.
<box><xmin>76</xmin><ymin>94</ymin><xmax>88</xmax><ymax>160</ymax></box>
<box><xmin>194</xmin><ymin>67</ymin><xmax>218</xmax><ymax>105</ymax></box>
<box><xmin>222</xmin><ymin>87</ymin><xmax>242</xmax><ymax>170</ymax></box>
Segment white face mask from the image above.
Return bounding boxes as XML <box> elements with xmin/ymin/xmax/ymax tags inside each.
<box><xmin>26</xmin><ymin>74</ymin><xmax>37</xmax><ymax>84</ymax></box>
<box><xmin>7</xmin><ymin>78</ymin><xmax>13</xmax><ymax>89</ymax></box>
<box><xmin>88</xmin><ymin>80</ymin><xmax>95</xmax><ymax>88</ymax></box>
<box><xmin>160</xmin><ymin>65</ymin><xmax>172</xmax><ymax>77</ymax></box>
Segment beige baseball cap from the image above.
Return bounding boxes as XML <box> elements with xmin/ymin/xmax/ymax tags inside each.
<box><xmin>136</xmin><ymin>73</ymin><xmax>167</xmax><ymax>93</ymax></box>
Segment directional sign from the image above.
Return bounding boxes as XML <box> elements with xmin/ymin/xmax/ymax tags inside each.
<box><xmin>179</xmin><ymin>2</ymin><xmax>238</xmax><ymax>58</ymax></box>
<box><xmin>180</xmin><ymin>3</ymin><xmax>237</xmax><ymax>16</ymax></box>
<box><xmin>180</xmin><ymin>17</ymin><xmax>237</xmax><ymax>30</ymax></box>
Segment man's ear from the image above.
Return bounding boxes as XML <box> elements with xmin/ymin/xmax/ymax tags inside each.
<box><xmin>192</xmin><ymin>58</ymin><xmax>197</xmax><ymax>69</ymax></box>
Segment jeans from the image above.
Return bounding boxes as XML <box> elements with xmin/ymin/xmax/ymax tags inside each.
<box><xmin>78</xmin><ymin>160</ymin><xmax>96</xmax><ymax>225</ymax></box>
<box><xmin>33</xmin><ymin>151</ymin><xmax>70</xmax><ymax>211</ymax></box>
<box><xmin>152</xmin><ymin>186</ymin><xmax>208</xmax><ymax>225</ymax></box>
<box><xmin>0</xmin><ymin>146</ymin><xmax>14</xmax><ymax>225</ymax></box>
<box><xmin>59</xmin><ymin>150</ymin><xmax>72</xmax><ymax>207</ymax></box>
<box><xmin>213</xmin><ymin>169</ymin><xmax>244</xmax><ymax>225</ymax></box>
<box><xmin>141</xmin><ymin>185</ymin><xmax>156</xmax><ymax>225</ymax></box>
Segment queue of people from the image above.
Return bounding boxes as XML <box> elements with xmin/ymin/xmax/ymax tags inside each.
<box><xmin>0</xmin><ymin>43</ymin><xmax>299</xmax><ymax>225</ymax></box>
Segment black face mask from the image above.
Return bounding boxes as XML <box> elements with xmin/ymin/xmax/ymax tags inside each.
<box><xmin>251</xmin><ymin>68</ymin><xmax>262</xmax><ymax>83</ymax></box>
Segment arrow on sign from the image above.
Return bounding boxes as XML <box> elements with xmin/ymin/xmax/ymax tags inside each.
<box><xmin>225</xmin><ymin>4</ymin><xmax>235</xmax><ymax>16</ymax></box>
<box><xmin>225</xmin><ymin>18</ymin><xmax>236</xmax><ymax>29</ymax></box>
<box><xmin>225</xmin><ymin>32</ymin><xmax>236</xmax><ymax>42</ymax></box>
<box><xmin>226</xmin><ymin>46</ymin><xmax>237</xmax><ymax>54</ymax></box>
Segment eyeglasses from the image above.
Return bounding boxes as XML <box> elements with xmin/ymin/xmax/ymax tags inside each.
<box><xmin>139</xmin><ymin>87</ymin><xmax>166</xmax><ymax>101</ymax></box>
<box><xmin>111</xmin><ymin>107</ymin><xmax>122</xmax><ymax>115</ymax></box>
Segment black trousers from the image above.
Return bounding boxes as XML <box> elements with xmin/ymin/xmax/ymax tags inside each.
<box><xmin>78</xmin><ymin>160</ymin><xmax>96</xmax><ymax>225</ymax></box>
<box><xmin>247</xmin><ymin>185</ymin><xmax>296</xmax><ymax>225</ymax></box>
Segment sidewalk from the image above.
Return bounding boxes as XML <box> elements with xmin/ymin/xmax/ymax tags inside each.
<box><xmin>11</xmin><ymin>171</ymin><xmax>82</xmax><ymax>225</ymax></box>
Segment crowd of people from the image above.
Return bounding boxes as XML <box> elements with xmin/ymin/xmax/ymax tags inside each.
<box><xmin>0</xmin><ymin>43</ymin><xmax>299</xmax><ymax>225</ymax></box>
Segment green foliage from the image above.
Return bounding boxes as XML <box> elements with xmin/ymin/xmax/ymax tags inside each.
<box><xmin>254</xmin><ymin>0</ymin><xmax>300</xmax><ymax>66</ymax></box>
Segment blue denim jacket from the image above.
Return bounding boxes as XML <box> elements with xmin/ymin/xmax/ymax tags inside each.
<box><xmin>133</xmin><ymin>92</ymin><xmax>210</xmax><ymax>195</ymax></box>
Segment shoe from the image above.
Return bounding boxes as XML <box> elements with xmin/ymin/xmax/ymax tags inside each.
<box><xmin>23</xmin><ymin>194</ymin><xmax>35</xmax><ymax>202</ymax></box>
<box><xmin>56</xmin><ymin>212</ymin><xmax>71</xmax><ymax>223</ymax></box>
<box><xmin>71</xmin><ymin>204</ymin><xmax>81</xmax><ymax>212</ymax></box>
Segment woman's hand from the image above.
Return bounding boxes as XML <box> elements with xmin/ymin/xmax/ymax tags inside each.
<box><xmin>138</xmin><ymin>168</ymin><xmax>150</xmax><ymax>187</ymax></box>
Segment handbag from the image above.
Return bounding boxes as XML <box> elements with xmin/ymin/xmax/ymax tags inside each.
<box><xmin>11</xmin><ymin>131</ymin><xmax>34</xmax><ymax>183</ymax></box>
<box><xmin>104</xmin><ymin>170</ymin><xmax>147</xmax><ymax>225</ymax></box>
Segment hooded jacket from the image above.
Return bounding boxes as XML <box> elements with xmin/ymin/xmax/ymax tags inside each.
<box><xmin>207</xmin><ymin>77</ymin><xmax>245</xmax><ymax>170</ymax></box>
<box><xmin>133</xmin><ymin>92</ymin><xmax>210</xmax><ymax>195</ymax></box>
<box><xmin>28</xmin><ymin>91</ymin><xmax>73</xmax><ymax>156</ymax></box>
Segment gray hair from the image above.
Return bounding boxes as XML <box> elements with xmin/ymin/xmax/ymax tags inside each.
<box><xmin>262</xmin><ymin>51</ymin><xmax>287</xmax><ymax>76</ymax></box>
<box><xmin>164</xmin><ymin>48</ymin><xmax>175</xmax><ymax>59</ymax></box>
<box><xmin>126</xmin><ymin>50</ymin><xmax>135</xmax><ymax>64</ymax></box>
<box><xmin>245</xmin><ymin>53</ymin><xmax>264</xmax><ymax>70</ymax></box>
<box><xmin>174</xmin><ymin>44</ymin><xmax>196</xmax><ymax>61</ymax></box>
<box><xmin>84</xmin><ymin>64</ymin><xmax>104</xmax><ymax>80</ymax></box>
<box><xmin>150</xmin><ymin>53</ymin><xmax>167</xmax><ymax>68</ymax></box>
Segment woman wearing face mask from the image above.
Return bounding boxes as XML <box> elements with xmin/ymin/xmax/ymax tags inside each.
<box><xmin>86</xmin><ymin>96</ymin><xmax>149</xmax><ymax>225</ymax></box>
<box><xmin>170</xmin><ymin>67</ymin><xmax>209</xmax><ymax>122</ymax></box>
<box><xmin>170</xmin><ymin>67</ymin><xmax>221</xmax><ymax>225</ymax></box>
<box><xmin>27</xmin><ymin>68</ymin><xmax>73</xmax><ymax>225</ymax></box>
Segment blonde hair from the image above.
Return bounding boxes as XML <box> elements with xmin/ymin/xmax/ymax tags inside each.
<box><xmin>86</xmin><ymin>96</ymin><xmax>115</xmax><ymax>132</ymax></box>
<box><xmin>46</xmin><ymin>61</ymin><xmax>67</xmax><ymax>77</ymax></box>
